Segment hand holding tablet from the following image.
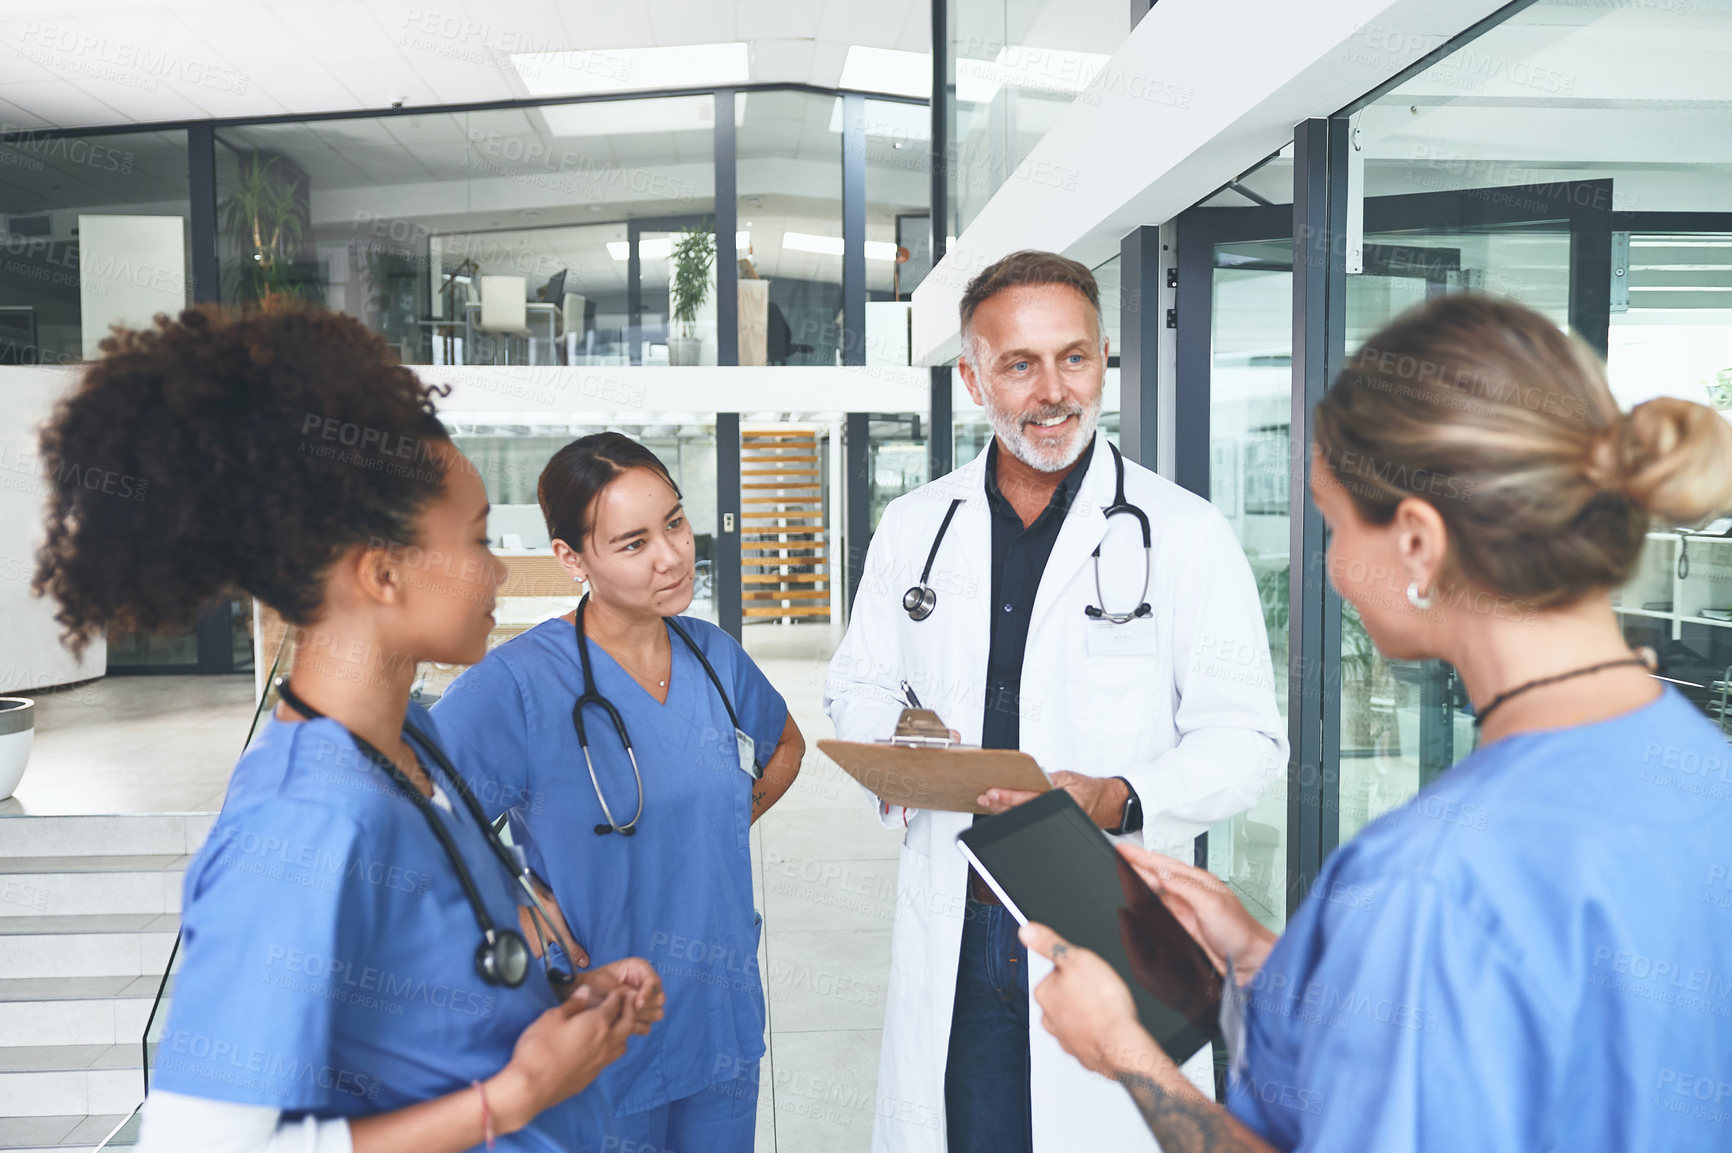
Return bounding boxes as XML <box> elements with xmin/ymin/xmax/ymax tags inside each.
<box><xmin>956</xmin><ymin>789</ymin><xmax>1224</xmax><ymax>1064</ymax></box>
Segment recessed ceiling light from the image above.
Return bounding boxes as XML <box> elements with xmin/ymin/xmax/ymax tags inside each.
<box><xmin>538</xmin><ymin>93</ymin><xmax>746</xmax><ymax>137</ymax></box>
<box><xmin>839</xmin><ymin>46</ymin><xmax>929</xmax><ymax>99</ymax></box>
<box><xmin>513</xmin><ymin>42</ymin><xmax>750</xmax><ymax>97</ymax></box>
<box><xmin>607</xmin><ymin>232</ymin><xmax>751</xmax><ymax>262</ymax></box>
<box><xmin>782</xmin><ymin>232</ymin><xmax>899</xmax><ymax>261</ymax></box>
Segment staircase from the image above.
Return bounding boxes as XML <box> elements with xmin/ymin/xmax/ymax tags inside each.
<box><xmin>0</xmin><ymin>814</ymin><xmax>211</xmax><ymax>1153</ymax></box>
<box><xmin>740</xmin><ymin>429</ymin><xmax>831</xmax><ymax>623</ymax></box>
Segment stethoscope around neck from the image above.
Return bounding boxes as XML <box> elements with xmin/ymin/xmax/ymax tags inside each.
<box><xmin>572</xmin><ymin>592</ymin><xmax>762</xmax><ymax>837</ymax></box>
<box><xmin>902</xmin><ymin>441</ymin><xmax>1153</xmax><ymax>624</ymax></box>
<box><xmin>272</xmin><ymin>677</ymin><xmax>567</xmax><ymax>990</ymax></box>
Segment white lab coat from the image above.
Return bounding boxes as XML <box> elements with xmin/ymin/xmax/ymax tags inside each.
<box><xmin>823</xmin><ymin>437</ymin><xmax>1286</xmax><ymax>1153</ymax></box>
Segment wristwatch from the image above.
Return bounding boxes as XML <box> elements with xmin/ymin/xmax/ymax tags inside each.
<box><xmin>1105</xmin><ymin>776</ymin><xmax>1143</xmax><ymax>835</ymax></box>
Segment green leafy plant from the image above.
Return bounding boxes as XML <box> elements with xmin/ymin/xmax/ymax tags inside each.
<box><xmin>669</xmin><ymin>226</ymin><xmax>715</xmax><ymax>338</ymax></box>
<box><xmin>1709</xmin><ymin>367</ymin><xmax>1732</xmax><ymax>411</ymax></box>
<box><xmin>220</xmin><ymin>151</ymin><xmax>307</xmax><ymax>307</ymax></box>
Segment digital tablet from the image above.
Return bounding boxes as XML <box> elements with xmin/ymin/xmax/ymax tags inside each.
<box><xmin>956</xmin><ymin>789</ymin><xmax>1223</xmax><ymax>1064</ymax></box>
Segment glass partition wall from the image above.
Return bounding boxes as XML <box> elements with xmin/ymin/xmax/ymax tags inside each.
<box><xmin>1332</xmin><ymin>0</ymin><xmax>1732</xmax><ymax>839</ymax></box>
<box><xmin>214</xmin><ymin>98</ymin><xmax>718</xmax><ymax>367</ymax></box>
<box><xmin>1184</xmin><ymin>0</ymin><xmax>1732</xmax><ymax>924</ymax></box>
<box><xmin>0</xmin><ymin>129</ymin><xmax>192</xmax><ymax>365</ymax></box>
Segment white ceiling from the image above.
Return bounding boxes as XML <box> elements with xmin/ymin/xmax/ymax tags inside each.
<box><xmin>0</xmin><ymin>0</ymin><xmax>930</xmax><ymax>130</ymax></box>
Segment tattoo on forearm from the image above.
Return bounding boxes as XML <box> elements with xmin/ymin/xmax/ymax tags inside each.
<box><xmin>1114</xmin><ymin>1072</ymin><xmax>1256</xmax><ymax>1153</ymax></box>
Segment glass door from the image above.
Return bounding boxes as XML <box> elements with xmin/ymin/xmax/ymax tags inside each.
<box><xmin>1338</xmin><ymin>180</ymin><xmax>1611</xmax><ymax>837</ymax></box>
<box><xmin>1178</xmin><ymin>202</ymin><xmax>1293</xmax><ymax>930</ymax></box>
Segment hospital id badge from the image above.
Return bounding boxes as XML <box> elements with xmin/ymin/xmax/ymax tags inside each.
<box><xmin>735</xmin><ymin>728</ymin><xmax>763</xmax><ymax>781</ymax></box>
<box><xmin>1084</xmin><ymin>617</ymin><xmax>1159</xmax><ymax>657</ymax></box>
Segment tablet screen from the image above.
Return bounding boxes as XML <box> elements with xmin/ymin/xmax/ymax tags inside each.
<box><xmin>957</xmin><ymin>789</ymin><xmax>1223</xmax><ymax>1064</ymax></box>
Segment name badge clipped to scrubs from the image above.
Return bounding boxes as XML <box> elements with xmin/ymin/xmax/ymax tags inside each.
<box><xmin>1085</xmin><ymin>617</ymin><xmax>1159</xmax><ymax>657</ymax></box>
<box><xmin>735</xmin><ymin>728</ymin><xmax>763</xmax><ymax>781</ymax></box>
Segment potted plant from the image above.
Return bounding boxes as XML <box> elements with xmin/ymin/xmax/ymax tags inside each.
<box><xmin>0</xmin><ymin>697</ymin><xmax>34</xmax><ymax>801</ymax></box>
<box><xmin>667</xmin><ymin>227</ymin><xmax>715</xmax><ymax>366</ymax></box>
<box><xmin>220</xmin><ymin>151</ymin><xmax>308</xmax><ymax>309</ymax></box>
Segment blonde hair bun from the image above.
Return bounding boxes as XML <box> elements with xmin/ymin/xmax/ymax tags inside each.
<box><xmin>1615</xmin><ymin>398</ymin><xmax>1732</xmax><ymax>527</ymax></box>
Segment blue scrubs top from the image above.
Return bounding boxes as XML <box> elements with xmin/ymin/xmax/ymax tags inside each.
<box><xmin>153</xmin><ymin>704</ymin><xmax>602</xmax><ymax>1150</ymax></box>
<box><xmin>1227</xmin><ymin>687</ymin><xmax>1732</xmax><ymax>1151</ymax></box>
<box><xmin>433</xmin><ymin>615</ymin><xmax>788</xmax><ymax>1116</ymax></box>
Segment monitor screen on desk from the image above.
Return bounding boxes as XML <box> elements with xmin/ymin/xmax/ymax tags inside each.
<box><xmin>542</xmin><ymin>269</ymin><xmax>566</xmax><ymax>303</ymax></box>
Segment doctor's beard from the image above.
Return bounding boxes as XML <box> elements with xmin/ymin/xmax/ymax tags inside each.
<box><xmin>984</xmin><ymin>389</ymin><xmax>1103</xmax><ymax>473</ymax></box>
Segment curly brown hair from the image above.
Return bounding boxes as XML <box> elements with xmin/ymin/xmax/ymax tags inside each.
<box><xmin>34</xmin><ymin>306</ymin><xmax>451</xmax><ymax>653</ymax></box>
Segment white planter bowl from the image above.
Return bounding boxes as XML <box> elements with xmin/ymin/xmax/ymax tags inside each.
<box><xmin>0</xmin><ymin>698</ymin><xmax>35</xmax><ymax>801</ymax></box>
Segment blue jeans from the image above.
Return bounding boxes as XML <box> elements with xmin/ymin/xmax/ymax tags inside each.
<box><xmin>944</xmin><ymin>897</ymin><xmax>1031</xmax><ymax>1153</ymax></box>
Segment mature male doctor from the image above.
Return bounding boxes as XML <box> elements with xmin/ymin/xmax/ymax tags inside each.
<box><xmin>824</xmin><ymin>250</ymin><xmax>1285</xmax><ymax>1153</ymax></box>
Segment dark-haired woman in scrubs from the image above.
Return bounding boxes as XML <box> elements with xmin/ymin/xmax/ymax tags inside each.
<box><xmin>435</xmin><ymin>432</ymin><xmax>804</xmax><ymax>1152</ymax></box>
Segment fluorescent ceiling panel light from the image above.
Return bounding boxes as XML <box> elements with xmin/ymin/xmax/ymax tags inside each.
<box><xmin>839</xmin><ymin>46</ymin><xmax>930</xmax><ymax>99</ymax></box>
<box><xmin>782</xmin><ymin>232</ymin><xmax>899</xmax><ymax>261</ymax></box>
<box><xmin>956</xmin><ymin>46</ymin><xmax>1111</xmax><ymax>104</ymax></box>
<box><xmin>539</xmin><ymin>93</ymin><xmax>746</xmax><ymax>137</ymax></box>
<box><xmin>608</xmin><ymin>232</ymin><xmax>750</xmax><ymax>262</ymax></box>
<box><xmin>827</xmin><ymin>98</ymin><xmax>930</xmax><ymax>140</ymax></box>
<box><xmin>514</xmin><ymin>42</ymin><xmax>749</xmax><ymax>97</ymax></box>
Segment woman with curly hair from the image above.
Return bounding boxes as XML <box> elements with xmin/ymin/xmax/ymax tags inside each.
<box><xmin>34</xmin><ymin>307</ymin><xmax>664</xmax><ymax>1153</ymax></box>
<box><xmin>1015</xmin><ymin>294</ymin><xmax>1732</xmax><ymax>1152</ymax></box>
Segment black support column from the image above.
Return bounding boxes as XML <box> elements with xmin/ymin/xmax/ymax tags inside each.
<box><xmin>187</xmin><ymin>125</ymin><xmax>219</xmax><ymax>305</ymax></box>
<box><xmin>1286</xmin><ymin>117</ymin><xmax>1349</xmax><ymax>917</ymax></box>
<box><xmin>716</xmin><ymin>413</ymin><xmax>742</xmax><ymax>640</ymax></box>
<box><xmin>845</xmin><ymin>412</ymin><xmax>870</xmax><ymax>610</ymax></box>
<box><xmin>1118</xmin><ymin>225</ymin><xmax>1161</xmax><ymax>467</ymax></box>
<box><xmin>841</xmin><ymin>93</ymin><xmax>867</xmax><ymax>367</ymax></box>
<box><xmin>1568</xmin><ymin>179</ymin><xmax>1614</xmax><ymax>359</ymax></box>
<box><xmin>928</xmin><ymin>0</ymin><xmax>954</xmax><ymax>479</ymax></box>
<box><xmin>929</xmin><ymin>367</ymin><xmax>953</xmax><ymax>479</ymax></box>
<box><xmin>715</xmin><ymin>90</ymin><xmax>739</xmax><ymax>367</ymax></box>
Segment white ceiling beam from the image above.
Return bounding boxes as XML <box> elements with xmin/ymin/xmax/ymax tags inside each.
<box><xmin>909</xmin><ymin>0</ymin><xmax>1514</xmax><ymax>366</ymax></box>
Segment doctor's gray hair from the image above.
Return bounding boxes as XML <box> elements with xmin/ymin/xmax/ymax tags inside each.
<box><xmin>958</xmin><ymin>249</ymin><xmax>1105</xmax><ymax>372</ymax></box>
<box><xmin>538</xmin><ymin>432</ymin><xmax>683</xmax><ymax>553</ymax></box>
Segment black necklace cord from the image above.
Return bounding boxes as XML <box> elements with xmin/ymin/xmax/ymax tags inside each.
<box><xmin>1471</xmin><ymin>656</ymin><xmax>1651</xmax><ymax>729</ymax></box>
<box><xmin>272</xmin><ymin>678</ymin><xmax>504</xmax><ymax>945</ymax></box>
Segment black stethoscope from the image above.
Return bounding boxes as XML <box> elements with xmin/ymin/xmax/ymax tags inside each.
<box><xmin>902</xmin><ymin>441</ymin><xmax>1152</xmax><ymax>624</ymax></box>
<box><xmin>573</xmin><ymin>593</ymin><xmax>763</xmax><ymax>837</ymax></box>
<box><xmin>273</xmin><ymin>677</ymin><xmax>570</xmax><ymax>990</ymax></box>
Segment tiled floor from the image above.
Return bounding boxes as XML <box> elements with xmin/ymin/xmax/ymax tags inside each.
<box><xmin>2</xmin><ymin>625</ymin><xmax>896</xmax><ymax>1152</ymax></box>
<box><xmin>2</xmin><ymin>675</ymin><xmax>258</xmax><ymax>816</ymax></box>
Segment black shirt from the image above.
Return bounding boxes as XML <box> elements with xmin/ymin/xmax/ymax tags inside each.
<box><xmin>980</xmin><ymin>437</ymin><xmax>1093</xmax><ymax>750</ymax></box>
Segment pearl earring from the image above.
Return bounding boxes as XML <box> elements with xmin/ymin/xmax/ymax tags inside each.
<box><xmin>1406</xmin><ymin>581</ymin><xmax>1433</xmax><ymax>611</ymax></box>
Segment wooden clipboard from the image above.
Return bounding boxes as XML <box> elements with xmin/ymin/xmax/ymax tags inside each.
<box><xmin>818</xmin><ymin>709</ymin><xmax>1051</xmax><ymax>814</ymax></box>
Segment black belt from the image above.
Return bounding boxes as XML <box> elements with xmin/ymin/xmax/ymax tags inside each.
<box><xmin>967</xmin><ymin>866</ymin><xmax>1001</xmax><ymax>905</ymax></box>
